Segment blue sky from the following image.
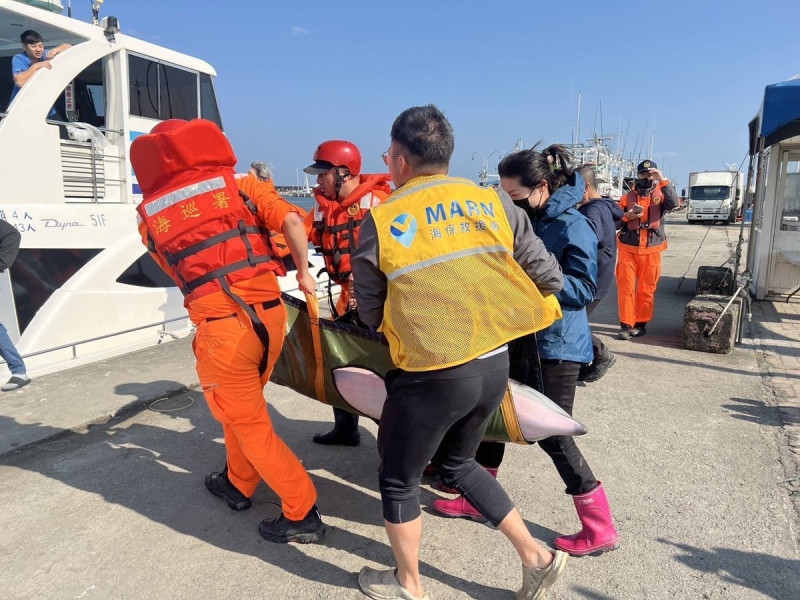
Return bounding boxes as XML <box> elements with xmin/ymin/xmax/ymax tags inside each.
<box><xmin>70</xmin><ymin>0</ymin><xmax>800</xmax><ymax>189</ymax></box>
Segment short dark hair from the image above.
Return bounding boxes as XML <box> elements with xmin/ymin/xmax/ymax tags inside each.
<box><xmin>577</xmin><ymin>165</ymin><xmax>596</xmax><ymax>189</ymax></box>
<box><xmin>21</xmin><ymin>30</ymin><xmax>43</xmax><ymax>45</ymax></box>
<box><xmin>390</xmin><ymin>104</ymin><xmax>454</xmax><ymax>169</ymax></box>
<box><xmin>498</xmin><ymin>144</ymin><xmax>574</xmax><ymax>193</ymax></box>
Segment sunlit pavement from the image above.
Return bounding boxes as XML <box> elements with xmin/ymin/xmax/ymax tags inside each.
<box><xmin>1</xmin><ymin>216</ymin><xmax>798</xmax><ymax>599</ymax></box>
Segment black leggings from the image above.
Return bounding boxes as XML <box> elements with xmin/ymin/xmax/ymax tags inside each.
<box><xmin>475</xmin><ymin>359</ymin><xmax>598</xmax><ymax>496</ymax></box>
<box><xmin>378</xmin><ymin>351</ymin><xmax>516</xmax><ymax>526</ymax></box>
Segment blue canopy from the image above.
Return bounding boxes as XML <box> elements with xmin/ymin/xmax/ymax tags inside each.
<box><xmin>750</xmin><ymin>77</ymin><xmax>800</xmax><ymax>151</ymax></box>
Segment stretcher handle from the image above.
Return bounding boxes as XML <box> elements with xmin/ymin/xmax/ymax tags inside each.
<box><xmin>304</xmin><ymin>291</ymin><xmax>328</xmax><ymax>404</ymax></box>
<box><xmin>499</xmin><ymin>383</ymin><xmax>527</xmax><ymax>444</ymax></box>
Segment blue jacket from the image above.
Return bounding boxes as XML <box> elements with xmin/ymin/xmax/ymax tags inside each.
<box><xmin>517</xmin><ymin>173</ymin><xmax>597</xmax><ymax>363</ymax></box>
<box><xmin>578</xmin><ymin>197</ymin><xmax>623</xmax><ymax>302</ymax></box>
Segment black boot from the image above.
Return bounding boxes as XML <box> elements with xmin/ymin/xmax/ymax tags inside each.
<box><xmin>631</xmin><ymin>322</ymin><xmax>647</xmax><ymax>337</ymax></box>
<box><xmin>313</xmin><ymin>407</ymin><xmax>361</xmax><ymax>446</ymax></box>
<box><xmin>259</xmin><ymin>505</ymin><xmax>326</xmax><ymax>544</ymax></box>
<box><xmin>205</xmin><ymin>466</ymin><xmax>251</xmax><ymax>511</ymax></box>
<box><xmin>579</xmin><ymin>350</ymin><xmax>617</xmax><ymax>383</ymax></box>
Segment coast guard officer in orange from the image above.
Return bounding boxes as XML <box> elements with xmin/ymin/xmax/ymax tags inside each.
<box><xmin>615</xmin><ymin>160</ymin><xmax>679</xmax><ymax>339</ymax></box>
<box><xmin>303</xmin><ymin>140</ymin><xmax>392</xmax><ymax>447</ymax></box>
<box><xmin>131</xmin><ymin>119</ymin><xmax>326</xmax><ymax>544</ymax></box>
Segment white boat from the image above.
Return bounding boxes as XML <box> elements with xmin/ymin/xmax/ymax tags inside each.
<box><xmin>476</xmin><ymin>135</ymin><xmax>636</xmax><ymax>199</ymax></box>
<box><xmin>0</xmin><ymin>0</ymin><xmax>331</xmax><ymax>378</ymax></box>
<box><xmin>566</xmin><ymin>134</ymin><xmax>637</xmax><ymax>200</ymax></box>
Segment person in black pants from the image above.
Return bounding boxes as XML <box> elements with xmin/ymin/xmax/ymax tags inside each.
<box><xmin>576</xmin><ymin>165</ymin><xmax>624</xmax><ymax>382</ymax></box>
<box><xmin>352</xmin><ymin>105</ymin><xmax>569</xmax><ymax>600</ymax></box>
<box><xmin>433</xmin><ymin>145</ymin><xmax>620</xmax><ymax>558</ymax></box>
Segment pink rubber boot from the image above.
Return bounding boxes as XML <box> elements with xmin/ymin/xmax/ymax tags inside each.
<box><xmin>554</xmin><ymin>481</ymin><xmax>619</xmax><ymax>556</ymax></box>
<box><xmin>432</xmin><ymin>468</ymin><xmax>497</xmax><ymax>522</ymax></box>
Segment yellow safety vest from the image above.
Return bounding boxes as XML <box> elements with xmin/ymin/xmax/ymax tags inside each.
<box><xmin>370</xmin><ymin>175</ymin><xmax>561</xmax><ymax>371</ymax></box>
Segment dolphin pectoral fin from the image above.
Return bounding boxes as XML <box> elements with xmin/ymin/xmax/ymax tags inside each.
<box><xmin>331</xmin><ymin>367</ymin><xmax>387</xmax><ymax>420</ymax></box>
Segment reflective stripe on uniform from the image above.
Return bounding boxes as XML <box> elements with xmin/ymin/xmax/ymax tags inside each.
<box><xmin>386</xmin><ymin>244</ymin><xmax>509</xmax><ymax>281</ymax></box>
<box><xmin>143</xmin><ymin>176</ymin><xmax>227</xmax><ymax>217</ymax></box>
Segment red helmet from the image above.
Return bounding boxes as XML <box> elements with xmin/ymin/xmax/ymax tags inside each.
<box><xmin>304</xmin><ymin>140</ymin><xmax>361</xmax><ymax>176</ymax></box>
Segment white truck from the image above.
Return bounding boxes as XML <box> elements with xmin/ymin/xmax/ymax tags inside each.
<box><xmin>685</xmin><ymin>171</ymin><xmax>744</xmax><ymax>225</ymax></box>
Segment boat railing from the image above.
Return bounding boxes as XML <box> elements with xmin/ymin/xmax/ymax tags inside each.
<box><xmin>2</xmin><ymin>277</ymin><xmax>336</xmax><ymax>369</ymax></box>
<box><xmin>44</xmin><ymin>118</ymin><xmax>125</xmax><ymax>137</ymax></box>
<box><xmin>7</xmin><ymin>315</ymin><xmax>192</xmax><ymax>365</ymax></box>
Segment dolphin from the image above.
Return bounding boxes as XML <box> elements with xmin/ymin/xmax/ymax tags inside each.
<box><xmin>332</xmin><ymin>367</ymin><xmax>587</xmax><ymax>443</ymax></box>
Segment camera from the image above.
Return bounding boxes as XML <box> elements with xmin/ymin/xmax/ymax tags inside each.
<box><xmin>101</xmin><ymin>16</ymin><xmax>120</xmax><ymax>41</ymax></box>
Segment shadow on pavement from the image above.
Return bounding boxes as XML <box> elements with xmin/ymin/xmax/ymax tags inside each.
<box><xmin>570</xmin><ymin>586</ymin><xmax>617</xmax><ymax>600</ymax></box>
<box><xmin>0</xmin><ymin>395</ymin><xmax>509</xmax><ymax>599</ymax></box>
<box><xmin>613</xmin><ymin>350</ymin><xmax>770</xmax><ymax>379</ymax></box>
<box><xmin>749</xmin><ymin>322</ymin><xmax>800</xmax><ymax>346</ymax></box>
<box><xmin>723</xmin><ymin>397</ymin><xmax>800</xmax><ymax>427</ymax></box>
<box><xmin>417</xmin><ymin>505</ymin><xmax>562</xmax><ymax>544</ymax></box>
<box><xmin>659</xmin><ymin>539</ymin><xmax>800</xmax><ymax>599</ymax></box>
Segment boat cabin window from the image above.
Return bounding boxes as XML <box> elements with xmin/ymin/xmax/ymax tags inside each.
<box><xmin>128</xmin><ymin>55</ymin><xmax>199</xmax><ymax>121</ymax></box>
<box><xmin>69</xmin><ymin>58</ymin><xmax>105</xmax><ymax>127</ymax></box>
<box><xmin>10</xmin><ymin>248</ymin><xmax>102</xmax><ymax>334</ymax></box>
<box><xmin>116</xmin><ymin>252</ymin><xmax>177</xmax><ymax>288</ymax></box>
<box><xmin>200</xmin><ymin>73</ymin><xmax>222</xmax><ymax>129</ymax></box>
<box><xmin>0</xmin><ymin>55</ymin><xmax>14</xmax><ymax>111</ymax></box>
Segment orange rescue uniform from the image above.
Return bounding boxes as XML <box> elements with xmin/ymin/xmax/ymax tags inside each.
<box><xmin>615</xmin><ymin>180</ymin><xmax>677</xmax><ymax>327</ymax></box>
<box><xmin>234</xmin><ymin>174</ymin><xmax>303</xmax><ymax>268</ymax></box>
<box><xmin>141</xmin><ymin>174</ymin><xmax>316</xmax><ymax>520</ymax></box>
<box><xmin>306</xmin><ymin>174</ymin><xmax>391</xmax><ymax>315</ymax></box>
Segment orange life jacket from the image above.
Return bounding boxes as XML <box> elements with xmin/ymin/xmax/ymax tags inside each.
<box><xmin>623</xmin><ymin>186</ymin><xmax>664</xmax><ymax>231</ymax></box>
<box><xmin>233</xmin><ymin>175</ymin><xmax>298</xmax><ymax>260</ymax></box>
<box><xmin>131</xmin><ymin>119</ymin><xmax>285</xmax><ymax>306</ymax></box>
<box><xmin>310</xmin><ymin>173</ymin><xmax>392</xmax><ymax>284</ymax></box>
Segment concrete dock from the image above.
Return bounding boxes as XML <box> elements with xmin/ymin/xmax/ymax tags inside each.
<box><xmin>1</xmin><ymin>215</ymin><xmax>798</xmax><ymax>599</ymax></box>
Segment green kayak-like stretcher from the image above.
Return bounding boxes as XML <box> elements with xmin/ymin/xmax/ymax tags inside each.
<box><xmin>271</xmin><ymin>293</ymin><xmax>587</xmax><ymax>444</ymax></box>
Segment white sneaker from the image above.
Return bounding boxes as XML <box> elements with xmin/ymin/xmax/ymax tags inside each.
<box><xmin>516</xmin><ymin>550</ymin><xmax>569</xmax><ymax>600</ymax></box>
<box><xmin>2</xmin><ymin>374</ymin><xmax>31</xmax><ymax>392</ymax></box>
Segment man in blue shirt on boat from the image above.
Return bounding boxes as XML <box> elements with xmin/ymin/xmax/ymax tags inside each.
<box><xmin>8</xmin><ymin>30</ymin><xmax>71</xmax><ymax>116</ymax></box>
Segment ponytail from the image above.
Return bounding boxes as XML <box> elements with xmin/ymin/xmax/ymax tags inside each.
<box><xmin>540</xmin><ymin>144</ymin><xmax>573</xmax><ymax>192</ymax></box>
<box><xmin>497</xmin><ymin>143</ymin><xmax>574</xmax><ymax>192</ymax></box>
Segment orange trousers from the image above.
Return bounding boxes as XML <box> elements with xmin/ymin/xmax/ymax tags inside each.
<box><xmin>615</xmin><ymin>250</ymin><xmax>662</xmax><ymax>327</ymax></box>
<box><xmin>193</xmin><ymin>302</ymin><xmax>317</xmax><ymax>520</ymax></box>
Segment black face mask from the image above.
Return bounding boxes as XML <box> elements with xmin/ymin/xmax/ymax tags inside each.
<box><xmin>512</xmin><ymin>199</ymin><xmax>541</xmax><ymax>221</ymax></box>
<box><xmin>636</xmin><ymin>178</ymin><xmax>654</xmax><ymax>193</ymax></box>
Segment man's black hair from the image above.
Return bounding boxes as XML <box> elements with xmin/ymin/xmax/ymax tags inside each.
<box><xmin>577</xmin><ymin>165</ymin><xmax>597</xmax><ymax>189</ymax></box>
<box><xmin>21</xmin><ymin>30</ymin><xmax>43</xmax><ymax>45</ymax></box>
<box><xmin>390</xmin><ymin>104</ymin><xmax>454</xmax><ymax>169</ymax></box>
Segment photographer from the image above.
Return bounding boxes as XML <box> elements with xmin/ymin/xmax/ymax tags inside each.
<box><xmin>615</xmin><ymin>160</ymin><xmax>679</xmax><ymax>339</ymax></box>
